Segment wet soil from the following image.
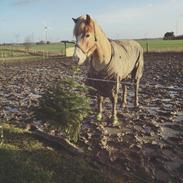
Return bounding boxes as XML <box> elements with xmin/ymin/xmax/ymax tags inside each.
<box><xmin>81</xmin><ymin>52</ymin><xmax>183</xmax><ymax>183</ymax></box>
<box><xmin>0</xmin><ymin>53</ymin><xmax>183</xmax><ymax>183</ymax></box>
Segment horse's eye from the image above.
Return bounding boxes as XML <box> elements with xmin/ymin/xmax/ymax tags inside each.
<box><xmin>86</xmin><ymin>34</ymin><xmax>90</xmax><ymax>38</ymax></box>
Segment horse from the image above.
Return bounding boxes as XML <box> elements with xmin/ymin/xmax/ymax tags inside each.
<box><xmin>72</xmin><ymin>15</ymin><xmax>144</xmax><ymax>125</ymax></box>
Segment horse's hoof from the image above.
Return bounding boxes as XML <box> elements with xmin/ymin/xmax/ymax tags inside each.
<box><xmin>97</xmin><ymin>113</ymin><xmax>103</xmax><ymax>121</ymax></box>
<box><xmin>112</xmin><ymin>117</ymin><xmax>120</xmax><ymax>126</ymax></box>
<box><xmin>134</xmin><ymin>102</ymin><xmax>139</xmax><ymax>108</ymax></box>
<box><xmin>122</xmin><ymin>106</ymin><xmax>128</xmax><ymax>112</ymax></box>
<box><xmin>134</xmin><ymin>105</ymin><xmax>141</xmax><ymax>112</ymax></box>
<box><xmin>121</xmin><ymin>103</ymin><xmax>127</xmax><ymax>109</ymax></box>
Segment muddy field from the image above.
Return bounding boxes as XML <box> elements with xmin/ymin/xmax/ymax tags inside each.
<box><xmin>0</xmin><ymin>53</ymin><xmax>183</xmax><ymax>183</ymax></box>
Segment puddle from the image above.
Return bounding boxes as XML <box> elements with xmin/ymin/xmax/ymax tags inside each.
<box><xmin>105</xmin><ymin>127</ymin><xmax>121</xmax><ymax>135</ymax></box>
<box><xmin>5</xmin><ymin>106</ymin><xmax>19</xmax><ymax>113</ymax></box>
<box><xmin>144</xmin><ymin>106</ymin><xmax>160</xmax><ymax>115</ymax></box>
<box><xmin>160</xmin><ymin>124</ymin><xmax>180</xmax><ymax>140</ymax></box>
<box><xmin>161</xmin><ymin>98</ymin><xmax>171</xmax><ymax>102</ymax></box>
<box><xmin>169</xmin><ymin>90</ymin><xmax>178</xmax><ymax>98</ymax></box>
<box><xmin>175</xmin><ymin>111</ymin><xmax>183</xmax><ymax>122</ymax></box>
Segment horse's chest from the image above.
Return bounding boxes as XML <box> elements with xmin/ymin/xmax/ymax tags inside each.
<box><xmin>87</xmin><ymin>70</ymin><xmax>116</xmax><ymax>97</ymax></box>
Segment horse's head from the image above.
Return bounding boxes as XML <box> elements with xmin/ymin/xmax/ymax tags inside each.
<box><xmin>72</xmin><ymin>15</ymin><xmax>97</xmax><ymax>65</ymax></box>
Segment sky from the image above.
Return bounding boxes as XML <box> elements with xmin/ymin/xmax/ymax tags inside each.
<box><xmin>0</xmin><ymin>0</ymin><xmax>183</xmax><ymax>43</ymax></box>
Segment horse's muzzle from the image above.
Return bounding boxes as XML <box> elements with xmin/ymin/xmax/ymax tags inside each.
<box><xmin>72</xmin><ymin>55</ymin><xmax>79</xmax><ymax>64</ymax></box>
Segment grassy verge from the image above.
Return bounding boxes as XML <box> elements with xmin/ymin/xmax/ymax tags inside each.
<box><xmin>1</xmin><ymin>40</ymin><xmax>183</xmax><ymax>57</ymax></box>
<box><xmin>0</xmin><ymin>43</ymin><xmax>74</xmax><ymax>54</ymax></box>
<box><xmin>0</xmin><ymin>123</ymin><xmax>122</xmax><ymax>183</ymax></box>
<box><xmin>0</xmin><ymin>49</ymin><xmax>43</xmax><ymax>63</ymax></box>
<box><xmin>0</xmin><ymin>56</ymin><xmax>43</xmax><ymax>63</ymax></box>
<box><xmin>31</xmin><ymin>43</ymin><xmax>74</xmax><ymax>53</ymax></box>
<box><xmin>0</xmin><ymin>42</ymin><xmax>74</xmax><ymax>63</ymax></box>
<box><xmin>0</xmin><ymin>50</ymin><xmax>30</xmax><ymax>58</ymax></box>
<box><xmin>137</xmin><ymin>39</ymin><xmax>183</xmax><ymax>52</ymax></box>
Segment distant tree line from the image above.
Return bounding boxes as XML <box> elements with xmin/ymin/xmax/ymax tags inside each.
<box><xmin>36</xmin><ymin>40</ymin><xmax>50</xmax><ymax>45</ymax></box>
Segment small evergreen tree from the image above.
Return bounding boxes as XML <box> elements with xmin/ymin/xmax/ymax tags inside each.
<box><xmin>35</xmin><ymin>77</ymin><xmax>92</xmax><ymax>142</ymax></box>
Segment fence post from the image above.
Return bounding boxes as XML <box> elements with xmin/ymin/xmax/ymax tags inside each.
<box><xmin>146</xmin><ymin>40</ymin><xmax>149</xmax><ymax>53</ymax></box>
<box><xmin>11</xmin><ymin>47</ymin><xmax>13</xmax><ymax>57</ymax></box>
<box><xmin>42</xmin><ymin>50</ymin><xmax>44</xmax><ymax>60</ymax></box>
<box><xmin>64</xmin><ymin>42</ymin><xmax>67</xmax><ymax>56</ymax></box>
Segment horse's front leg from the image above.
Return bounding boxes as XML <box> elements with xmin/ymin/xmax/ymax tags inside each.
<box><xmin>111</xmin><ymin>77</ymin><xmax>120</xmax><ymax>125</ymax></box>
<box><xmin>97</xmin><ymin>95</ymin><xmax>104</xmax><ymax>121</ymax></box>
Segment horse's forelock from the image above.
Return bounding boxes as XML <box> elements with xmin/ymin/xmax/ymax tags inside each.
<box><xmin>73</xmin><ymin>17</ymin><xmax>94</xmax><ymax>37</ymax></box>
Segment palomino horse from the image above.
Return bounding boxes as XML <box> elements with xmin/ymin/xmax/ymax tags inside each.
<box><xmin>72</xmin><ymin>15</ymin><xmax>144</xmax><ymax>124</ymax></box>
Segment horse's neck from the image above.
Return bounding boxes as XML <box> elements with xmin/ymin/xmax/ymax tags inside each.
<box><xmin>91</xmin><ymin>23</ymin><xmax>112</xmax><ymax>72</ymax></box>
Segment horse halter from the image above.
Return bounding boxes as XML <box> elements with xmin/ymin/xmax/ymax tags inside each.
<box><xmin>75</xmin><ymin>23</ymin><xmax>97</xmax><ymax>58</ymax></box>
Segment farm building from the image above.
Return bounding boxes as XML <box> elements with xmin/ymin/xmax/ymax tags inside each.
<box><xmin>163</xmin><ymin>32</ymin><xmax>175</xmax><ymax>40</ymax></box>
<box><xmin>174</xmin><ymin>34</ymin><xmax>183</xmax><ymax>40</ymax></box>
<box><xmin>163</xmin><ymin>32</ymin><xmax>183</xmax><ymax>40</ymax></box>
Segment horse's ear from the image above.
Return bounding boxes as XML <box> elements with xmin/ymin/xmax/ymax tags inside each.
<box><xmin>72</xmin><ymin>18</ymin><xmax>78</xmax><ymax>24</ymax></box>
<box><xmin>86</xmin><ymin>14</ymin><xmax>91</xmax><ymax>25</ymax></box>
